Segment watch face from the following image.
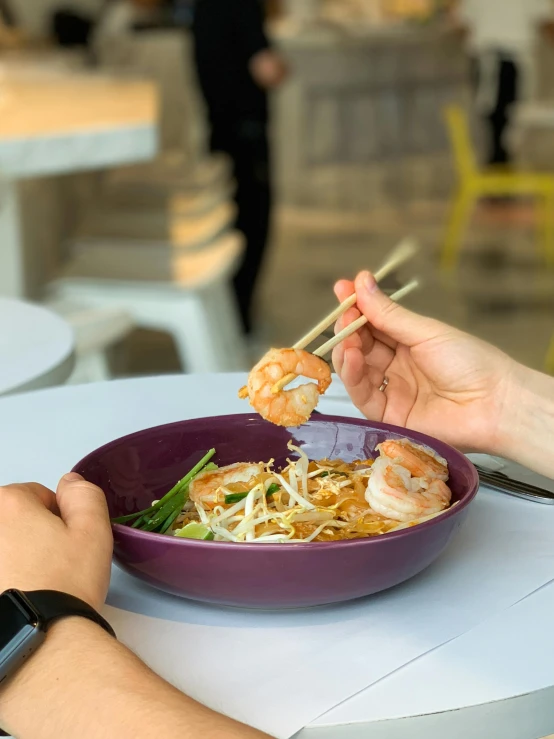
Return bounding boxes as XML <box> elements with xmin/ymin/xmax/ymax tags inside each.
<box><xmin>0</xmin><ymin>592</ymin><xmax>45</xmax><ymax>690</ymax></box>
<box><xmin>0</xmin><ymin>591</ymin><xmax>39</xmax><ymax>644</ymax></box>
<box><xmin>2</xmin><ymin>599</ymin><xmax>31</xmax><ymax>641</ymax></box>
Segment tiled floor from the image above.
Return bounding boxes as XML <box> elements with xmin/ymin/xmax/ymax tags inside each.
<box><xmin>120</xmin><ymin>198</ymin><xmax>554</xmax><ymax>377</ymax></box>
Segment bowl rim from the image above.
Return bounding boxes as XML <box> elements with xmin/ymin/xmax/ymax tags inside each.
<box><xmin>73</xmin><ymin>412</ymin><xmax>479</xmax><ymax>551</ymax></box>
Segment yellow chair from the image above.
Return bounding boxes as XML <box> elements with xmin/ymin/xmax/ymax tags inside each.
<box><xmin>546</xmin><ymin>333</ymin><xmax>554</xmax><ymax>375</ymax></box>
<box><xmin>442</xmin><ymin>105</ymin><xmax>554</xmax><ymax>271</ymax></box>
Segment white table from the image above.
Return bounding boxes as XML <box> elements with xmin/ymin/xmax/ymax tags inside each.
<box><xmin>0</xmin><ymin>298</ymin><xmax>74</xmax><ymax>395</ymax></box>
<box><xmin>0</xmin><ymin>58</ymin><xmax>158</xmax><ymax>298</ymax></box>
<box><xmin>0</xmin><ymin>373</ymin><xmax>553</xmax><ymax>739</ymax></box>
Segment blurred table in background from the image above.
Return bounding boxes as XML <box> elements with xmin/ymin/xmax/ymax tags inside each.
<box><xmin>0</xmin><ymin>56</ymin><xmax>158</xmax><ymax>298</ymax></box>
<box><xmin>0</xmin><ymin>297</ymin><xmax>74</xmax><ymax>395</ymax></box>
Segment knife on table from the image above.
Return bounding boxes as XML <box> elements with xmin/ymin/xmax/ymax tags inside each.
<box><xmin>474</xmin><ymin>465</ymin><xmax>554</xmax><ymax>504</ymax></box>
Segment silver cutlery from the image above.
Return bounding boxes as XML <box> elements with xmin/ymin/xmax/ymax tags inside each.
<box><xmin>474</xmin><ymin>464</ymin><xmax>554</xmax><ymax>504</ymax></box>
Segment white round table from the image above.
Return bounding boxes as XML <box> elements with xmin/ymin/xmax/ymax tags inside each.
<box><xmin>0</xmin><ymin>59</ymin><xmax>157</xmax><ymax>298</ymax></box>
<box><xmin>0</xmin><ymin>374</ymin><xmax>553</xmax><ymax>739</ymax></box>
<box><xmin>0</xmin><ymin>298</ymin><xmax>74</xmax><ymax>395</ymax></box>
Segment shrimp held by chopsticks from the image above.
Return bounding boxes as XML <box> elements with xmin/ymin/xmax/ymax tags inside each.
<box><xmin>239</xmin><ymin>348</ymin><xmax>331</xmax><ymax>427</ymax></box>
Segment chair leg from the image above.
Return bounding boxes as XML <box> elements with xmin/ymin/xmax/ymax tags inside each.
<box><xmin>162</xmin><ymin>283</ymin><xmax>248</xmax><ymax>373</ymax></box>
<box><xmin>155</xmin><ymin>286</ymin><xmax>247</xmax><ymax>373</ymax></box>
<box><xmin>441</xmin><ymin>189</ymin><xmax>473</xmax><ymax>272</ymax></box>
<box><xmin>202</xmin><ymin>279</ymin><xmax>248</xmax><ymax>370</ymax></box>
<box><xmin>147</xmin><ymin>298</ymin><xmax>218</xmax><ymax>373</ymax></box>
<box><xmin>68</xmin><ymin>351</ymin><xmax>112</xmax><ymax>384</ymax></box>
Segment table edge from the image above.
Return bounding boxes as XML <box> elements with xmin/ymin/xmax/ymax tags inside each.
<box><xmin>300</xmin><ymin>685</ymin><xmax>554</xmax><ymax>739</ymax></box>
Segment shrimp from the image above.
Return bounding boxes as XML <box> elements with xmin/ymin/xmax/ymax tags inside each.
<box><xmin>239</xmin><ymin>348</ymin><xmax>332</xmax><ymax>427</ymax></box>
<box><xmin>366</xmin><ymin>456</ymin><xmax>452</xmax><ymax>523</ymax></box>
<box><xmin>189</xmin><ymin>462</ymin><xmax>264</xmax><ymax>508</ymax></box>
<box><xmin>378</xmin><ymin>439</ymin><xmax>448</xmax><ymax>482</ymax></box>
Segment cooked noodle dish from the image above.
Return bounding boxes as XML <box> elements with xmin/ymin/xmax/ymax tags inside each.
<box><xmin>113</xmin><ymin>437</ymin><xmax>454</xmax><ymax>543</ymax></box>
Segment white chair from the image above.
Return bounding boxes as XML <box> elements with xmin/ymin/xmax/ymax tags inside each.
<box><xmin>47</xmin><ymin>231</ymin><xmax>247</xmax><ymax>373</ymax></box>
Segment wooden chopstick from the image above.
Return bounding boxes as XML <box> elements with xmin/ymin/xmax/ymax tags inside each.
<box><xmin>291</xmin><ymin>294</ymin><xmax>357</xmax><ymax>352</ymax></box>
<box><xmin>313</xmin><ymin>279</ymin><xmax>419</xmax><ymax>359</ymax></box>
<box><xmin>373</xmin><ymin>238</ymin><xmax>418</xmax><ymax>283</ymax></box>
<box><xmin>291</xmin><ymin>237</ymin><xmax>418</xmax><ymax>353</ymax></box>
<box><xmin>270</xmin><ymin>279</ymin><xmax>419</xmax><ymax>394</ymax></box>
<box><xmin>270</xmin><ymin>240</ymin><xmax>418</xmax><ymax>394</ymax></box>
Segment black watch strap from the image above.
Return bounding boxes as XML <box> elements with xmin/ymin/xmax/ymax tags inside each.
<box><xmin>27</xmin><ymin>591</ymin><xmax>116</xmax><ymax>638</ymax></box>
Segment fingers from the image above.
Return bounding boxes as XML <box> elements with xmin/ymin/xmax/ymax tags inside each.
<box><xmin>332</xmin><ymin>342</ymin><xmax>346</xmax><ymax>376</ymax></box>
<box><xmin>333</xmin><ymin>280</ymin><xmax>395</xmax><ymax>374</ymax></box>
<box><xmin>0</xmin><ymin>482</ymin><xmax>59</xmax><ymax>514</ymax></box>
<box><xmin>354</xmin><ymin>272</ymin><xmax>443</xmax><ymax>348</ymax></box>
<box><xmin>340</xmin><ymin>347</ymin><xmax>387</xmax><ymax>420</ymax></box>
<box><xmin>56</xmin><ymin>473</ymin><xmax>110</xmax><ymax>536</ymax></box>
<box><xmin>334</xmin><ymin>279</ymin><xmax>354</xmax><ymax>303</ymax></box>
<box><xmin>334</xmin><ymin>280</ymin><xmax>374</xmax><ymax>355</ymax></box>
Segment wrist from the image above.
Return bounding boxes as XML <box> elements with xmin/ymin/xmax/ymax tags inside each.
<box><xmin>494</xmin><ymin>362</ymin><xmax>554</xmax><ymax>477</ymax></box>
<box><xmin>0</xmin><ymin>618</ymin><xmax>113</xmax><ymax>737</ymax></box>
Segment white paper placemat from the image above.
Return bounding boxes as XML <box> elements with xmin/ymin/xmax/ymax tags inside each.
<box><xmin>314</xmin><ymin>578</ymin><xmax>554</xmax><ymax>727</ymax></box>
<box><xmin>104</xmin><ymin>490</ymin><xmax>554</xmax><ymax>738</ymax></box>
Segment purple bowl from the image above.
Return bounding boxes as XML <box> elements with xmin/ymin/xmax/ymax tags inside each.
<box><xmin>73</xmin><ymin>414</ymin><xmax>479</xmax><ymax>609</ymax></box>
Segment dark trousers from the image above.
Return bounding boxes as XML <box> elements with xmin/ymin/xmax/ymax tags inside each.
<box><xmin>210</xmin><ymin>116</ymin><xmax>272</xmax><ymax>335</ymax></box>
<box><xmin>472</xmin><ymin>53</ymin><xmax>520</xmax><ymax>166</ymax></box>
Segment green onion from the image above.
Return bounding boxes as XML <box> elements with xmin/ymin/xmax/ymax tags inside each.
<box><xmin>159</xmin><ymin>503</ymin><xmax>185</xmax><ymax>534</ymax></box>
<box><xmin>110</xmin><ymin>509</ymin><xmax>149</xmax><ymax>524</ymax></box>
<box><xmin>223</xmin><ymin>492</ymin><xmax>249</xmax><ymax>505</ymax></box>
<box><xmin>142</xmin><ymin>491</ymin><xmax>185</xmax><ymax>533</ymax></box>
<box><xmin>224</xmin><ymin>482</ymin><xmax>281</xmax><ymax>506</ymax></box>
<box><xmin>131</xmin><ymin>513</ymin><xmax>149</xmax><ymax>529</ymax></box>
<box><xmin>111</xmin><ymin>448</ymin><xmax>216</xmax><ymax>529</ymax></box>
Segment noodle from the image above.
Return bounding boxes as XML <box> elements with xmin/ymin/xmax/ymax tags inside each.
<box><xmin>116</xmin><ymin>438</ymin><xmax>453</xmax><ymax>541</ymax></box>
<box><xmin>170</xmin><ymin>439</ymin><xmax>453</xmax><ymax>543</ymax></box>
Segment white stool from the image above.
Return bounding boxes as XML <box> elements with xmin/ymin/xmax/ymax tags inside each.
<box><xmin>47</xmin><ymin>231</ymin><xmax>247</xmax><ymax>373</ymax></box>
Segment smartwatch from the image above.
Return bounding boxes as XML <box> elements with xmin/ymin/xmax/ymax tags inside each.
<box><xmin>0</xmin><ymin>589</ymin><xmax>116</xmax><ymax>737</ymax></box>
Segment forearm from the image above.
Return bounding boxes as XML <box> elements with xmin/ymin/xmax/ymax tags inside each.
<box><xmin>0</xmin><ymin>620</ymin><xmax>268</xmax><ymax>739</ymax></box>
<box><xmin>495</xmin><ymin>364</ymin><xmax>554</xmax><ymax>479</ymax></box>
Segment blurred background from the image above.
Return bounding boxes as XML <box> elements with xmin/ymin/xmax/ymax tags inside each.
<box><xmin>2</xmin><ymin>0</ymin><xmax>554</xmax><ymax>385</ymax></box>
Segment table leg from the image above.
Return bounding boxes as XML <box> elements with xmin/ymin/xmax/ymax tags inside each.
<box><xmin>0</xmin><ymin>177</ymin><xmax>24</xmax><ymax>297</ymax></box>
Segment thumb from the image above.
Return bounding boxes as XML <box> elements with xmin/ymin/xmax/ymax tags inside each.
<box><xmin>56</xmin><ymin>473</ymin><xmax>110</xmax><ymax>534</ymax></box>
<box><xmin>354</xmin><ymin>271</ymin><xmax>444</xmax><ymax>348</ymax></box>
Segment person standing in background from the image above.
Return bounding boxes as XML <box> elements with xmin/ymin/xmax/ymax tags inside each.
<box><xmin>192</xmin><ymin>0</ymin><xmax>288</xmax><ymax>339</ymax></box>
<box><xmin>454</xmin><ymin>0</ymin><xmax>554</xmax><ymax>167</ymax></box>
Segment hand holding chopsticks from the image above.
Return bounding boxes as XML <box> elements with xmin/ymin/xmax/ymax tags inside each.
<box><xmin>271</xmin><ymin>239</ymin><xmax>420</xmax><ymax>394</ymax></box>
